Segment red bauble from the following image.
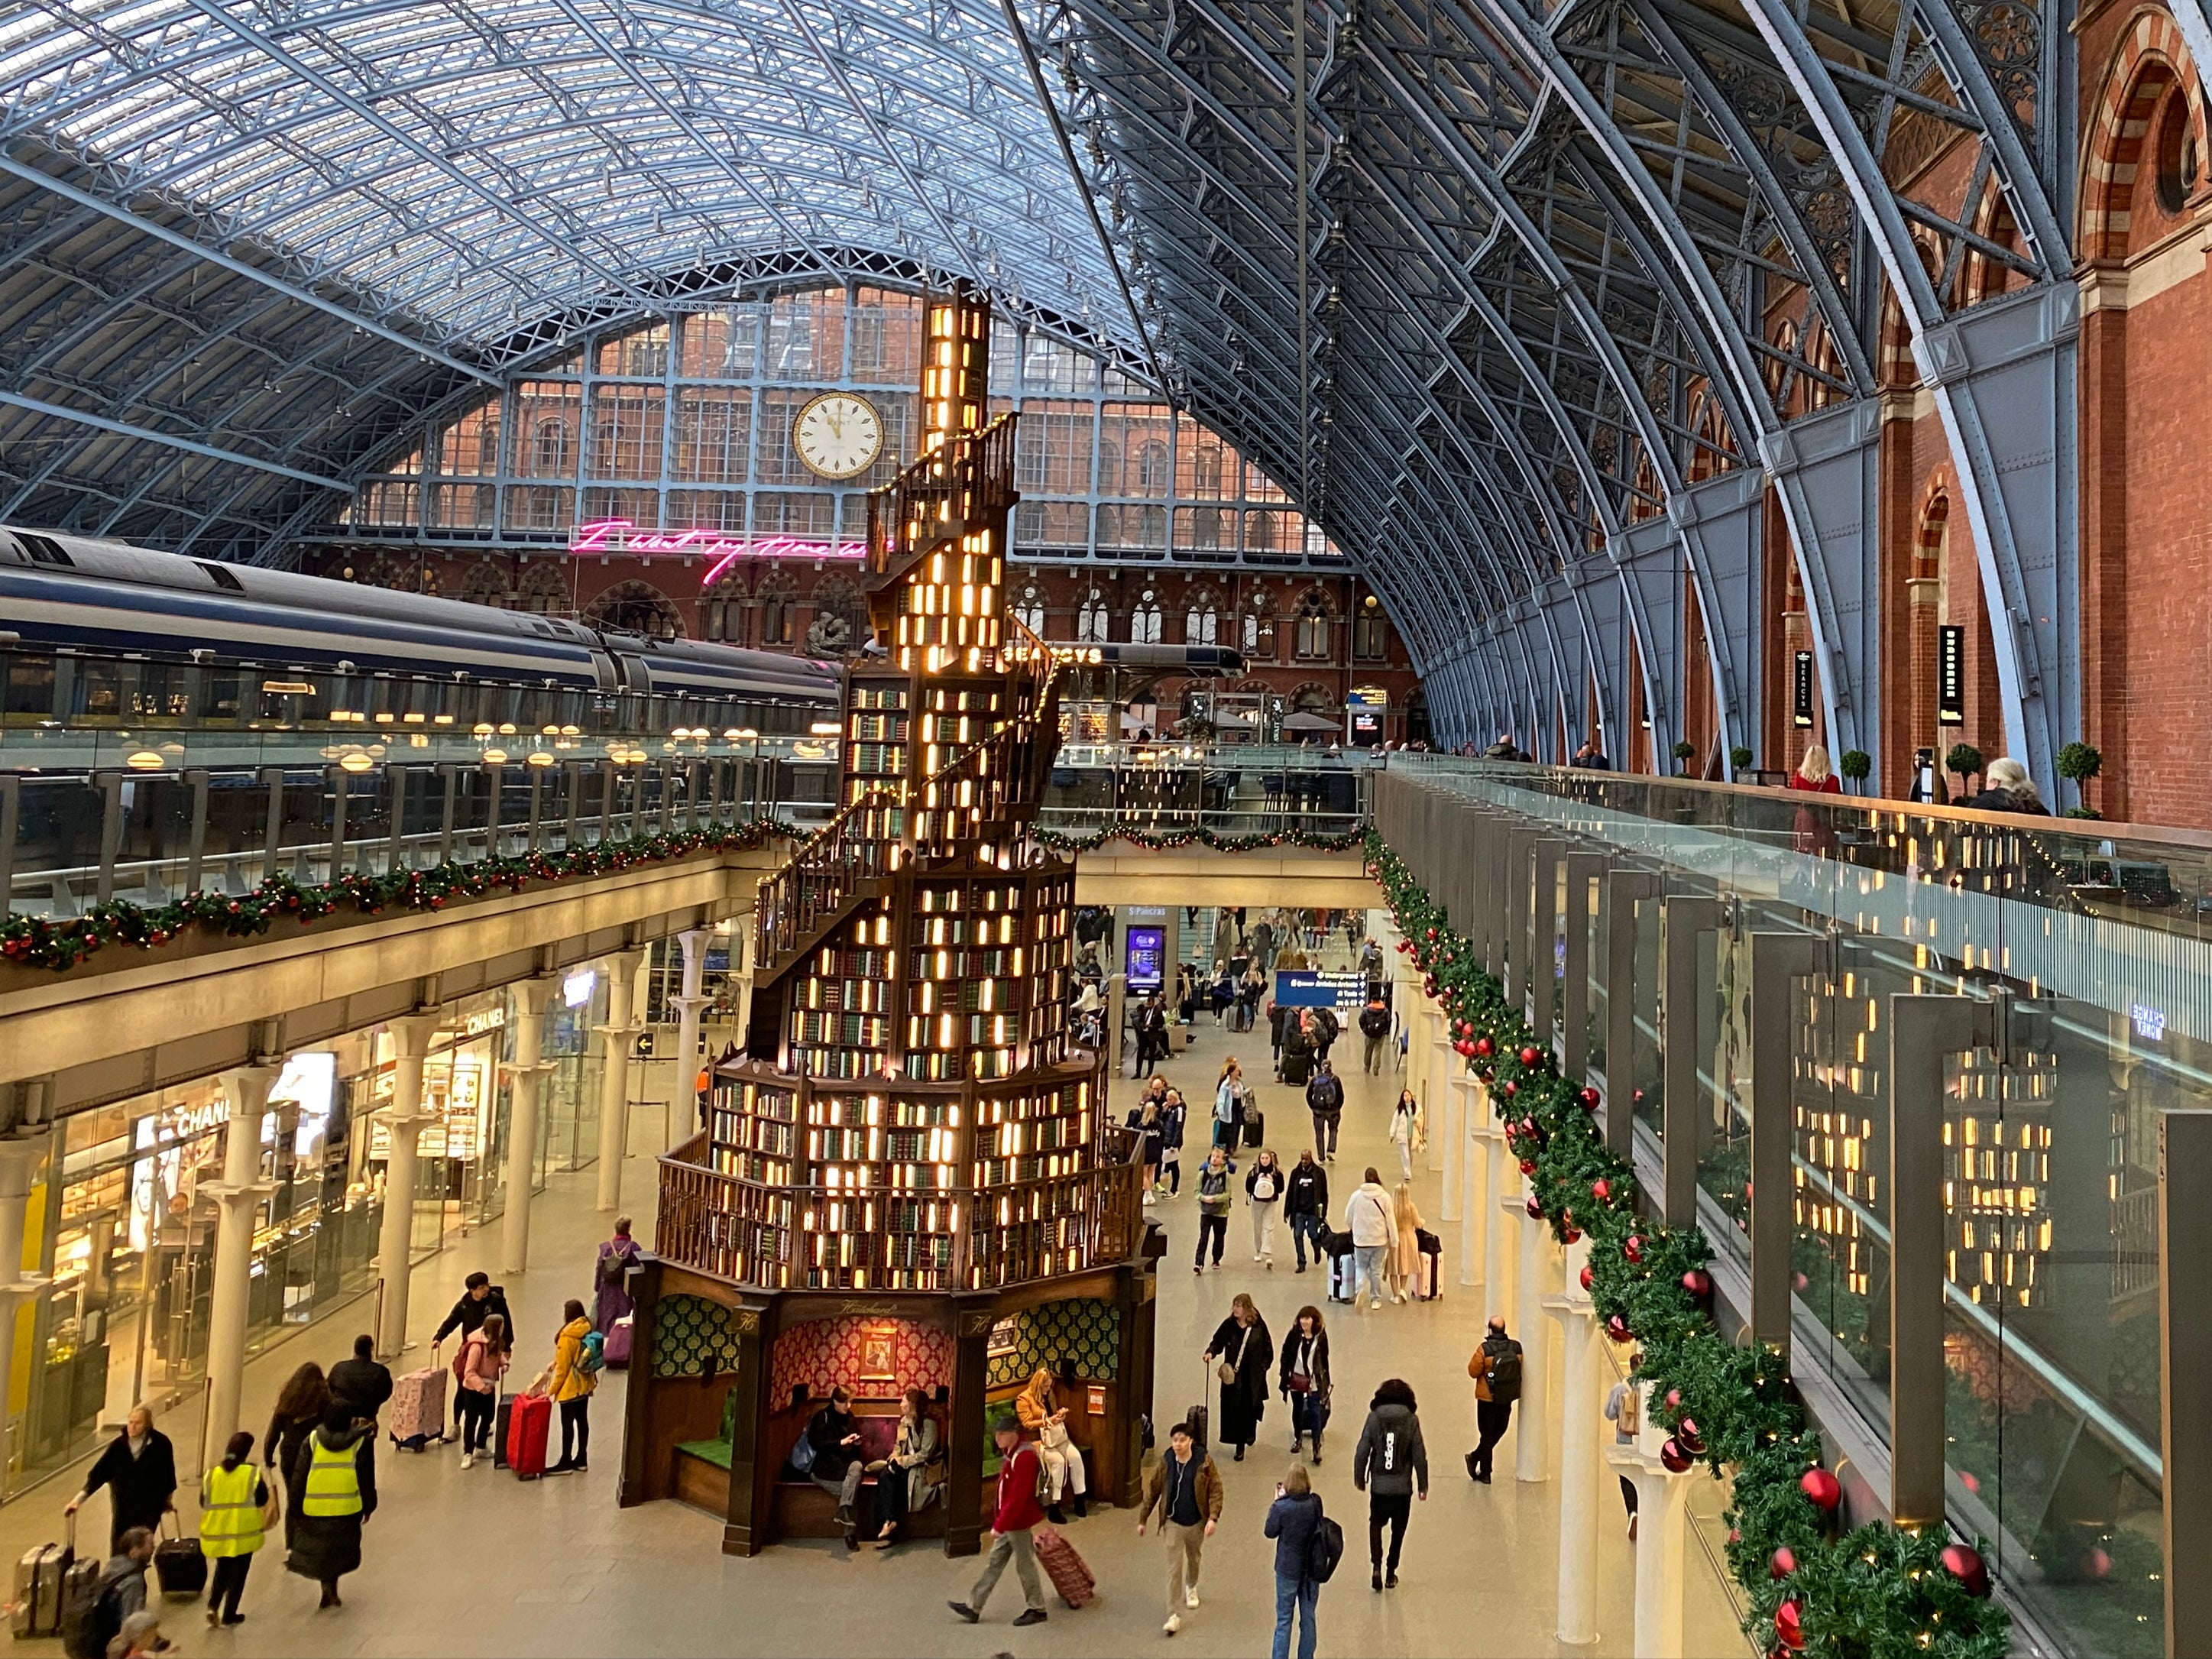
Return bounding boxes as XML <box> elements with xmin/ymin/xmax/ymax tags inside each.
<box><xmin>1520</xmin><ymin>1158</ymin><xmax>1538</xmax><ymax>1176</ymax></box>
<box><xmin>1681</xmin><ymin>1269</ymin><xmax>1714</xmax><ymax>1299</ymax></box>
<box><xmin>1605</xmin><ymin>1314</ymin><xmax>1632</xmax><ymax>1343</ymax></box>
<box><xmin>1503</xmin><ymin>1080</ymin><xmax>1519</xmax><ymax>1097</ymax></box>
<box><xmin>1770</xmin><ymin>1546</ymin><xmax>1797</xmax><ymax>1580</ymax></box>
<box><xmin>1526</xmin><ymin>1196</ymin><xmax>1544</xmax><ymax>1219</ymax></box>
<box><xmin>1424</xmin><ymin>927</ymin><xmax>1437</xmax><ymax>941</ymax></box>
<box><xmin>1631</xmin><ymin>1088</ymin><xmax>1645</xmax><ymax>1103</ymax></box>
<box><xmin>2079</xmin><ymin>1546</ymin><xmax>2112</xmax><ymax>1581</ymax></box>
<box><xmin>1473</xmin><ymin>1037</ymin><xmax>1494</xmax><ymax>1058</ymax></box>
<box><xmin>1773</xmin><ymin>1602</ymin><xmax>1805</xmax><ymax>1652</ymax></box>
<box><xmin>1578</xmin><ymin>1087</ymin><xmax>1602</xmax><ymax>1110</ymax></box>
<box><xmin>1456</xmin><ymin>1040</ymin><xmax>1475</xmax><ymax>1058</ymax></box>
<box><xmin>1660</xmin><ymin>1437</ymin><xmax>1692</xmax><ymax>1473</ymax></box>
<box><xmin>1578</xmin><ymin>1265</ymin><xmax>1595</xmax><ymax>1291</ymax></box>
<box><xmin>1591</xmin><ymin>1178</ymin><xmax>1611</xmax><ymax>1202</ymax></box>
<box><xmin>1939</xmin><ymin>1544</ymin><xmax>1990</xmax><ymax>1599</ymax></box>
<box><xmin>1799</xmin><ymin>1468</ymin><xmax>1842</xmax><ymax>1512</ymax></box>
<box><xmin>1562</xmin><ymin>1226</ymin><xmax>1582</xmax><ymax>1244</ymax></box>
<box><xmin>1518</xmin><ymin>1045</ymin><xmax>1542</xmax><ymax>1068</ymax></box>
<box><xmin>1663</xmin><ymin>1388</ymin><xmax>1682</xmax><ymax>1411</ymax></box>
<box><xmin>1624</xmin><ymin>1235</ymin><xmax>1645</xmax><ymax>1265</ymax></box>
<box><xmin>1675</xmin><ymin>1418</ymin><xmax>1703</xmax><ymax>1456</ymax></box>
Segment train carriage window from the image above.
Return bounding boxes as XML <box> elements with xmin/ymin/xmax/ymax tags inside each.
<box><xmin>3</xmin><ymin>653</ymin><xmax>56</xmax><ymax>717</ymax></box>
<box><xmin>199</xmin><ymin>671</ymin><xmax>243</xmax><ymax>722</ymax></box>
<box><xmin>75</xmin><ymin>661</ymin><xmax>125</xmax><ymax>719</ymax></box>
<box><xmin>132</xmin><ymin>664</ymin><xmax>187</xmax><ymax>721</ymax></box>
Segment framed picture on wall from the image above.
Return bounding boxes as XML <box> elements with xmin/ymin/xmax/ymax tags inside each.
<box><xmin>859</xmin><ymin>1326</ymin><xmax>896</xmax><ymax>1384</ymax></box>
<box><xmin>986</xmin><ymin>1315</ymin><xmax>1019</xmax><ymax>1360</ymax></box>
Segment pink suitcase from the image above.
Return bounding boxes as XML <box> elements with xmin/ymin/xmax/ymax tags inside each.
<box><xmin>604</xmin><ymin>1315</ymin><xmax>633</xmax><ymax>1368</ymax></box>
<box><xmin>389</xmin><ymin>1365</ymin><xmax>448</xmax><ymax>1449</ymax></box>
<box><xmin>1033</xmin><ymin>1524</ymin><xmax>1095</xmax><ymax>1609</ymax></box>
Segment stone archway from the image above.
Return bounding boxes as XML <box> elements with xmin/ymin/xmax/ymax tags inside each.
<box><xmin>586</xmin><ymin>578</ymin><xmax>684</xmax><ymax>639</ymax></box>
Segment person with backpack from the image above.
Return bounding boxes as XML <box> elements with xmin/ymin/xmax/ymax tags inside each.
<box><xmin>431</xmin><ymin>1272</ymin><xmax>513</xmax><ymax>1432</ymax></box>
<box><xmin>197</xmin><ymin>1431</ymin><xmax>270</xmax><ymax>1627</ymax></box>
<box><xmin>1351</xmin><ymin>1378</ymin><xmax>1429</xmax><ymax>1591</ymax></box>
<box><xmin>1265</xmin><ymin>1462</ymin><xmax>1331</xmax><ymax>1659</ymax></box>
<box><xmin>592</xmin><ymin>1216</ymin><xmax>643</xmax><ymax>1339</ymax></box>
<box><xmin>1193</xmin><ymin>1146</ymin><xmax>1234</xmax><ymax>1272</ymax></box>
<box><xmin>1465</xmin><ymin>1316</ymin><xmax>1524</xmax><ymax>1483</ymax></box>
<box><xmin>1134</xmin><ymin>1419</ymin><xmax>1222</xmax><ymax>1637</ymax></box>
<box><xmin>542</xmin><ymin>1298</ymin><xmax>601</xmax><ymax>1476</ymax></box>
<box><xmin>287</xmin><ymin>1404</ymin><xmax>377</xmax><ymax>1609</ymax></box>
<box><xmin>1310</xmin><ymin>1003</ymin><xmax>1340</xmax><ymax>1067</ymax></box>
<box><xmin>1282</xmin><ymin>1152</ymin><xmax>1329</xmax><ymax>1273</ymax></box>
<box><xmin>1605</xmin><ymin>1351</ymin><xmax>1644</xmax><ymax>1539</ymax></box>
<box><xmin>455</xmin><ymin>1312</ymin><xmax>509</xmax><ymax>1469</ymax></box>
<box><xmin>61</xmin><ymin>1525</ymin><xmax>153</xmax><ymax>1659</ymax></box>
<box><xmin>1244</xmin><ymin>1149</ymin><xmax>1285</xmax><ymax>1265</ymax></box>
<box><xmin>1358</xmin><ymin>998</ymin><xmax>1391</xmax><ymax>1074</ymax></box>
<box><xmin>1304</xmin><ymin>1062</ymin><xmax>1344</xmax><ymax>1162</ymax></box>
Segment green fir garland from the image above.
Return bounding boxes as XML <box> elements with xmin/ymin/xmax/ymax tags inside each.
<box><xmin>1367</xmin><ymin>828</ymin><xmax>2006</xmax><ymax>1659</ymax></box>
<box><xmin>0</xmin><ymin>820</ymin><xmax>798</xmax><ymax>974</ymax></box>
<box><xmin>1033</xmin><ymin>823</ymin><xmax>1367</xmax><ymax>854</ymax></box>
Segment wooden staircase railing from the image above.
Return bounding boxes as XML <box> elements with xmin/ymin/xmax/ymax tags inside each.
<box><xmin>864</xmin><ymin>413</ymin><xmax>1019</xmax><ymax>592</ymax></box>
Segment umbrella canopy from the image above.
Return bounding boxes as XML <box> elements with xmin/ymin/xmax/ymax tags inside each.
<box><xmin>1279</xmin><ymin>711</ymin><xmax>1342</xmax><ymax>733</ymax></box>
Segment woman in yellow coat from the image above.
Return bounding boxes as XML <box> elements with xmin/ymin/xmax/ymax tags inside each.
<box><xmin>542</xmin><ymin>1298</ymin><xmax>601</xmax><ymax>1475</ymax></box>
<box><xmin>199</xmin><ymin>1431</ymin><xmax>270</xmax><ymax>1627</ymax></box>
<box><xmin>1388</xmin><ymin>1181</ymin><xmax>1427</xmax><ymax>1304</ymax></box>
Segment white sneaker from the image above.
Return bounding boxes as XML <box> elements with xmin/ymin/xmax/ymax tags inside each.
<box><xmin>1164</xmin><ymin>1614</ymin><xmax>1182</xmax><ymax>1635</ymax></box>
<box><xmin>1371</xmin><ymin>1298</ymin><xmax>1383</xmax><ymax>1310</ymax></box>
<box><xmin>1143</xmin><ymin>1191</ymin><xmax>1157</xmax><ymax>1206</ymax></box>
<box><xmin>1186</xmin><ymin>1590</ymin><xmax>1201</xmax><ymax>1609</ymax></box>
<box><xmin>460</xmin><ymin>1452</ymin><xmax>474</xmax><ymax>1469</ymax></box>
<box><xmin>1254</xmin><ymin>1253</ymin><xmax>1264</xmax><ymax>1262</ymax></box>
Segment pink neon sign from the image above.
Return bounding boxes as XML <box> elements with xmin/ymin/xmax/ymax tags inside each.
<box><xmin>568</xmin><ymin>519</ymin><xmax>863</xmax><ymax>588</ymax></box>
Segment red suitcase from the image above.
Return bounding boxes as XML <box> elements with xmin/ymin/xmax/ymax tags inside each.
<box><xmin>507</xmin><ymin>1391</ymin><xmax>552</xmax><ymax>1479</ymax></box>
<box><xmin>1032</xmin><ymin>1524</ymin><xmax>1095</xmax><ymax>1609</ymax></box>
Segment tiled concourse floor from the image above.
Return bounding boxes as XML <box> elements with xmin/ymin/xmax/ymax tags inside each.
<box><xmin>0</xmin><ymin>945</ymin><xmax>1751</xmax><ymax>1657</ymax></box>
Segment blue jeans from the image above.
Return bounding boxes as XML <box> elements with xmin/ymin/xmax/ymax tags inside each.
<box><xmin>1272</xmin><ymin>1573</ymin><xmax>1318</xmax><ymax>1659</ymax></box>
<box><xmin>1353</xmin><ymin>1244</ymin><xmax>1389</xmax><ymax>1304</ymax></box>
<box><xmin>1287</xmin><ymin>1212</ymin><xmax>1325</xmax><ymax>1269</ymax></box>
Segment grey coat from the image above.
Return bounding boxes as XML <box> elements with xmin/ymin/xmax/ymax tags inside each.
<box><xmin>1352</xmin><ymin>1402</ymin><xmax>1429</xmax><ymax>1497</ymax></box>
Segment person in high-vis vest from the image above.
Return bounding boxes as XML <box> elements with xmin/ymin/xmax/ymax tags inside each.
<box><xmin>199</xmin><ymin>1431</ymin><xmax>269</xmax><ymax>1627</ymax></box>
<box><xmin>287</xmin><ymin>1403</ymin><xmax>377</xmax><ymax>1609</ymax></box>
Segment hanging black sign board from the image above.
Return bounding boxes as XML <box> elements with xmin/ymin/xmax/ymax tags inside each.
<box><xmin>1793</xmin><ymin>650</ymin><xmax>1815</xmax><ymax>729</ymax></box>
<box><xmin>1938</xmin><ymin>625</ymin><xmax>1965</xmax><ymax>727</ymax></box>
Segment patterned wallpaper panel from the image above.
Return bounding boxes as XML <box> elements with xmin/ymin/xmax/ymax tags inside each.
<box><xmin>769</xmin><ymin>1316</ymin><xmax>954</xmax><ymax>1405</ymax></box>
<box><xmin>985</xmin><ymin>1298</ymin><xmax>1121</xmax><ymax>1391</ymax></box>
<box><xmin>653</xmin><ymin>1294</ymin><xmax>750</xmax><ymax>1379</ymax></box>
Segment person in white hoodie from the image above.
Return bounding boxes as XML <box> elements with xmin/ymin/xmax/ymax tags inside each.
<box><xmin>1342</xmin><ymin>1168</ymin><xmax>1394</xmax><ymax>1312</ymax></box>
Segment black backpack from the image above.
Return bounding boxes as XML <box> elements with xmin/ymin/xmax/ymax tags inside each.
<box><xmin>60</xmin><ymin>1563</ymin><xmax>127</xmax><ymax>1659</ymax></box>
<box><xmin>1485</xmin><ymin>1339</ymin><xmax>1525</xmax><ymax>1405</ymax></box>
<box><xmin>1305</xmin><ymin>1504</ymin><xmax>1346</xmax><ymax>1584</ymax></box>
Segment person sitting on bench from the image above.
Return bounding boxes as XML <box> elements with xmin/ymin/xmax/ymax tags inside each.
<box><xmin>805</xmin><ymin>1386</ymin><xmax>868</xmax><ymax>1548</ymax></box>
<box><xmin>869</xmin><ymin>1388</ymin><xmax>942</xmax><ymax>1546</ymax></box>
<box><xmin>1015</xmin><ymin>1368</ymin><xmax>1088</xmax><ymax>1524</ymax></box>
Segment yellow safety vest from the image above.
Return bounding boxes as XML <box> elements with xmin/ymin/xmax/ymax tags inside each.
<box><xmin>199</xmin><ymin>1463</ymin><xmax>264</xmax><ymax>1557</ymax></box>
<box><xmin>300</xmin><ymin>1437</ymin><xmax>363</xmax><ymax>1518</ymax></box>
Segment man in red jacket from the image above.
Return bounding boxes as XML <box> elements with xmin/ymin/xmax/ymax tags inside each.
<box><xmin>947</xmin><ymin>1414</ymin><xmax>1050</xmax><ymax>1627</ymax></box>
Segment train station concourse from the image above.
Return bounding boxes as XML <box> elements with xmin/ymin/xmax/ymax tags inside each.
<box><xmin>2</xmin><ymin>0</ymin><xmax>2210</xmax><ymax>1655</ymax></box>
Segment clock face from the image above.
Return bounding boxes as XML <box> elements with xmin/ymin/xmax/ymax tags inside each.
<box><xmin>792</xmin><ymin>393</ymin><xmax>884</xmax><ymax>481</ymax></box>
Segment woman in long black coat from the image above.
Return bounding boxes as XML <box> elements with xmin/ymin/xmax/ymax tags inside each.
<box><xmin>288</xmin><ymin>1406</ymin><xmax>378</xmax><ymax>1608</ymax></box>
<box><xmin>1202</xmin><ymin>1293</ymin><xmax>1274</xmax><ymax>1461</ymax></box>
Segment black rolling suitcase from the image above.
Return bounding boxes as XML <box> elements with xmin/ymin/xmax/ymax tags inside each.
<box><xmin>1242</xmin><ymin>1109</ymin><xmax>1264</xmax><ymax>1149</ymax></box>
<box><xmin>1186</xmin><ymin>1358</ymin><xmax>1213</xmax><ymax>1450</ymax></box>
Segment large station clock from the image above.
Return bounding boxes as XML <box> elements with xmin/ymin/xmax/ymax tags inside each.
<box><xmin>792</xmin><ymin>392</ymin><xmax>884</xmax><ymax>480</ymax></box>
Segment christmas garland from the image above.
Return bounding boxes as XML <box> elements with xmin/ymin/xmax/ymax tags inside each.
<box><xmin>0</xmin><ymin>820</ymin><xmax>798</xmax><ymax>974</ymax></box>
<box><xmin>1033</xmin><ymin>823</ymin><xmax>1368</xmax><ymax>854</ymax></box>
<box><xmin>1367</xmin><ymin>828</ymin><xmax>2006</xmax><ymax>1659</ymax></box>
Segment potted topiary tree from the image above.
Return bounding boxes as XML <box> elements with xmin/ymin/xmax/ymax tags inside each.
<box><xmin>1672</xmin><ymin>739</ymin><xmax>1697</xmax><ymax>776</ymax></box>
<box><xmin>1945</xmin><ymin>742</ymin><xmax>1984</xmax><ymax>799</ymax></box>
<box><xmin>1729</xmin><ymin>745</ymin><xmax>1754</xmax><ymax>774</ymax></box>
<box><xmin>1838</xmin><ymin>750</ymin><xmax>1872</xmax><ymax>795</ymax></box>
<box><xmin>2056</xmin><ymin>741</ymin><xmax>2103</xmax><ymax>818</ymax></box>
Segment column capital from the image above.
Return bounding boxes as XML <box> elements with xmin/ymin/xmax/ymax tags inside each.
<box><xmin>389</xmin><ymin>1013</ymin><xmax>442</xmax><ymax>1059</ymax></box>
<box><xmin>669</xmin><ymin>993</ymin><xmax>715</xmax><ymax>1015</ymax></box>
<box><xmin>677</xmin><ymin>927</ymin><xmax>712</xmax><ymax>957</ymax></box>
<box><xmin>602</xmin><ymin>946</ymin><xmax>649</xmax><ymax>982</ymax></box>
<box><xmin>200</xmin><ymin>1178</ymin><xmax>278</xmax><ymax>1205</ymax></box>
<box><xmin>594</xmin><ymin>1021</ymin><xmax>646</xmax><ymax>1042</ymax></box>
<box><xmin>509</xmin><ymin>975</ymin><xmax>559</xmax><ymax>1016</ymax></box>
<box><xmin>223</xmin><ymin>1064</ymin><xmax>281</xmax><ymax>1110</ymax></box>
<box><xmin>0</xmin><ymin>1134</ymin><xmax>45</xmax><ymax>1198</ymax></box>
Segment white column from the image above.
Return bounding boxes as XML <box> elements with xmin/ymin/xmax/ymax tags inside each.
<box><xmin>1486</xmin><ymin>1134</ymin><xmax>1518</xmax><ymax>1323</ymax></box>
<box><xmin>668</xmin><ymin>928</ymin><xmax>712</xmax><ymax>1152</ymax></box>
<box><xmin>1614</xmin><ymin>1411</ymin><xmax>1689</xmax><ymax>1659</ymax></box>
<box><xmin>374</xmin><ymin>1016</ymin><xmax>441</xmax><ymax>1359</ymax></box>
<box><xmin>596</xmin><ymin>948</ymin><xmax>648</xmax><ymax>1212</ymax></box>
<box><xmin>1423</xmin><ymin>1016</ymin><xmax>1447</xmax><ymax>1171</ymax></box>
<box><xmin>0</xmin><ymin>1136</ymin><xmax>50</xmax><ymax>1493</ymax></box>
<box><xmin>203</xmin><ymin>1066</ymin><xmax>277</xmax><ymax>1456</ymax></box>
<box><xmin>1547</xmin><ymin>1233</ymin><xmax>1601</xmax><ymax>1644</ymax></box>
<box><xmin>500</xmin><ymin>977</ymin><xmax>555</xmax><ymax>1275</ymax></box>
<box><xmin>1514</xmin><ymin>1176</ymin><xmax>1558</xmax><ymax>1483</ymax></box>
<box><xmin>1439</xmin><ymin>1044</ymin><xmax>1462</xmax><ymax>1221</ymax></box>
<box><xmin>1459</xmin><ymin>1077</ymin><xmax>1485</xmax><ymax>1287</ymax></box>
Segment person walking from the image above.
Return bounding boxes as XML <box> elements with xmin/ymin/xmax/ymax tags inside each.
<box><xmin>1358</xmin><ymin>997</ymin><xmax>1391</xmax><ymax>1074</ymax></box>
<box><xmin>1159</xmin><ymin>1089</ymin><xmax>1188</xmax><ymax>1197</ymax></box>
<box><xmin>1278</xmin><ymin>1306</ymin><xmax>1332</xmax><ymax>1464</ymax></box>
<box><xmin>197</xmin><ymin>1431</ymin><xmax>270</xmax><ymax>1628</ymax></box>
<box><xmin>1129</xmin><ymin>1099</ymin><xmax>1164</xmax><ymax>1205</ymax></box>
<box><xmin>1351</xmin><ymin>1379</ymin><xmax>1429</xmax><ymax>1590</ymax></box>
<box><xmin>1282</xmin><ymin>1152</ymin><xmax>1329</xmax><ymax>1273</ymax></box>
<box><xmin>1465</xmin><ymin>1315</ymin><xmax>1525</xmax><ymax>1483</ymax></box>
<box><xmin>262</xmin><ymin>1363</ymin><xmax>329</xmax><ymax>1554</ymax></box>
<box><xmin>1305</xmin><ymin>1061</ymin><xmax>1343</xmax><ymax>1162</ymax></box>
<box><xmin>1268</xmin><ymin>999</ymin><xmax>1288</xmax><ymax>1070</ymax></box>
<box><xmin>1135</xmin><ymin>1420</ymin><xmax>1222</xmax><ymax>1637</ymax></box>
<box><xmin>1193</xmin><ymin>1146</ymin><xmax>1233</xmax><ymax>1272</ymax></box>
<box><xmin>1342</xmin><ymin>1168</ymin><xmax>1394</xmax><ymax>1311</ymax></box>
<box><xmin>1212</xmin><ymin>1061</ymin><xmax>1247</xmax><ymax>1158</ymax></box>
<box><xmin>288</xmin><ymin>1403</ymin><xmax>377</xmax><ymax>1609</ymax></box>
<box><xmin>327</xmin><ymin>1335</ymin><xmax>393</xmax><ymax>1425</ymax></box>
<box><xmin>1245</xmin><ymin>1149</ymin><xmax>1284</xmax><ymax>1266</ymax></box>
<box><xmin>1310</xmin><ymin>1003</ymin><xmax>1340</xmax><ymax>1068</ymax></box>
<box><xmin>454</xmin><ymin>1313</ymin><xmax>508</xmax><ymax>1469</ymax></box>
<box><xmin>66</xmin><ymin>1405</ymin><xmax>177</xmax><ymax>1556</ymax></box>
<box><xmin>1202</xmin><ymin>1292</ymin><xmax>1274</xmax><ymax>1463</ymax></box>
<box><xmin>1605</xmin><ymin>1354</ymin><xmax>1642</xmax><ymax>1540</ymax></box>
<box><xmin>947</xmin><ymin>1414</ymin><xmax>1050</xmax><ymax>1628</ymax></box>
<box><xmin>1265</xmin><ymin>1463</ymin><xmax>1326</xmax><ymax>1659</ymax></box>
<box><xmin>1279</xmin><ymin>1011</ymin><xmax>1314</xmax><ymax>1087</ymax></box>
<box><xmin>1388</xmin><ymin>1088</ymin><xmax>1420</xmax><ymax>1182</ymax></box>
<box><xmin>542</xmin><ymin>1298</ymin><xmax>601</xmax><ymax>1475</ymax></box>
<box><xmin>1388</xmin><ymin>1181</ymin><xmax>1427</xmax><ymax>1304</ymax></box>
<box><xmin>591</xmin><ymin>1217</ymin><xmax>643</xmax><ymax>1340</ymax></box>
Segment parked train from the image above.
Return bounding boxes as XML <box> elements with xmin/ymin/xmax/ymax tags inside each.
<box><xmin>0</xmin><ymin>527</ymin><xmax>1243</xmax><ymax>740</ymax></box>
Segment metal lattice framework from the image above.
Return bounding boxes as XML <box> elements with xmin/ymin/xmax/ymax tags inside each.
<box><xmin>2</xmin><ymin>0</ymin><xmax>2194</xmax><ymax>789</ymax></box>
